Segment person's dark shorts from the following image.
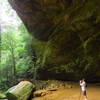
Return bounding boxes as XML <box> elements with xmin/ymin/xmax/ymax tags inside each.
<box><xmin>82</xmin><ymin>91</ymin><xmax>86</xmax><ymax>96</ymax></box>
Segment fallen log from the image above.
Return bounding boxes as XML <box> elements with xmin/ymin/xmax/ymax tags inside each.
<box><xmin>47</xmin><ymin>88</ymin><xmax>58</xmax><ymax>91</ymax></box>
<box><xmin>33</xmin><ymin>88</ymin><xmax>58</xmax><ymax>97</ymax></box>
<box><xmin>6</xmin><ymin>81</ymin><xmax>35</xmax><ymax>100</ymax></box>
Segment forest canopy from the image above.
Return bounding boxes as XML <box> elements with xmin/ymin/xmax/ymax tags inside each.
<box><xmin>0</xmin><ymin>0</ymin><xmax>35</xmax><ymax>87</ymax></box>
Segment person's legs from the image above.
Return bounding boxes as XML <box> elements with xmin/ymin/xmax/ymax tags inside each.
<box><xmin>83</xmin><ymin>91</ymin><xmax>88</xmax><ymax>100</ymax></box>
<box><xmin>84</xmin><ymin>96</ymin><xmax>88</xmax><ymax>100</ymax></box>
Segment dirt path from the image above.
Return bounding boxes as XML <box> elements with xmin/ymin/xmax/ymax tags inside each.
<box><xmin>32</xmin><ymin>84</ymin><xmax>100</xmax><ymax>100</ymax></box>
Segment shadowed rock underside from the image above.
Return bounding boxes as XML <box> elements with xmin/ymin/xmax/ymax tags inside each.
<box><xmin>9</xmin><ymin>0</ymin><xmax>100</xmax><ymax>81</ymax></box>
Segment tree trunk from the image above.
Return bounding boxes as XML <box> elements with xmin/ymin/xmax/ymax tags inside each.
<box><xmin>10</xmin><ymin>44</ymin><xmax>16</xmax><ymax>77</ymax></box>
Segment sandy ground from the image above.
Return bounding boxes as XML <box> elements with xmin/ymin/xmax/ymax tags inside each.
<box><xmin>32</xmin><ymin>83</ymin><xmax>100</xmax><ymax>100</ymax></box>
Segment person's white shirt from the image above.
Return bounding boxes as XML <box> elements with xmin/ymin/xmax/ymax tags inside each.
<box><xmin>80</xmin><ymin>81</ymin><xmax>86</xmax><ymax>91</ymax></box>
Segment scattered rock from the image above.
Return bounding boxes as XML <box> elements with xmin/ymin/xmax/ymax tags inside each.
<box><xmin>34</xmin><ymin>90</ymin><xmax>48</xmax><ymax>97</ymax></box>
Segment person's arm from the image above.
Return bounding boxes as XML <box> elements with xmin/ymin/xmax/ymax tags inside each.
<box><xmin>80</xmin><ymin>80</ymin><xmax>83</xmax><ymax>86</ymax></box>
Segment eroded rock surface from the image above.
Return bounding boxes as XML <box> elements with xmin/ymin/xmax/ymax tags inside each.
<box><xmin>9</xmin><ymin>0</ymin><xmax>100</xmax><ymax>81</ymax></box>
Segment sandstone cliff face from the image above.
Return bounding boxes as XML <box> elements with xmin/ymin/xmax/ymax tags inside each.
<box><xmin>9</xmin><ymin>0</ymin><xmax>100</xmax><ymax>81</ymax></box>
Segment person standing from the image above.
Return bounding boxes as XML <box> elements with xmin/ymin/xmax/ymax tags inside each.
<box><xmin>80</xmin><ymin>79</ymin><xmax>88</xmax><ymax>100</ymax></box>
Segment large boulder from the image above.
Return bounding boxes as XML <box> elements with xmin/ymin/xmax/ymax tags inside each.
<box><xmin>0</xmin><ymin>93</ymin><xmax>7</xmax><ymax>99</ymax></box>
<box><xmin>9</xmin><ymin>0</ymin><xmax>100</xmax><ymax>81</ymax></box>
<box><xmin>6</xmin><ymin>81</ymin><xmax>35</xmax><ymax>100</ymax></box>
